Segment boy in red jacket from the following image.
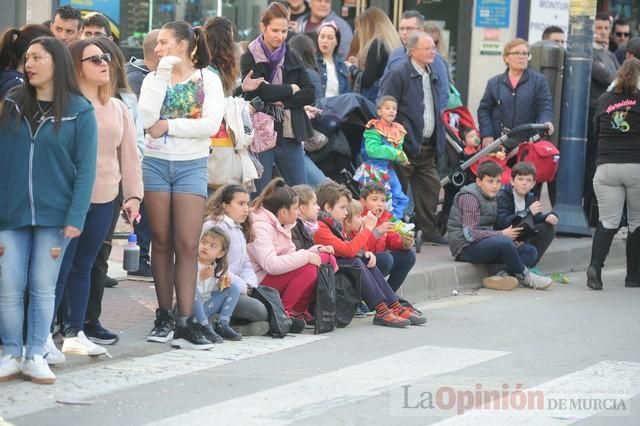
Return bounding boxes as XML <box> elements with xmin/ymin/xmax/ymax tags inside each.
<box><xmin>359</xmin><ymin>183</ymin><xmax>417</xmax><ymax>292</ymax></box>
<box><xmin>314</xmin><ymin>181</ymin><xmax>425</xmax><ymax>327</ymax></box>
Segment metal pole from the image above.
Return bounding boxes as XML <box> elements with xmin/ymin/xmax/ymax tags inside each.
<box><xmin>554</xmin><ymin>1</ymin><xmax>595</xmax><ymax>236</ymax></box>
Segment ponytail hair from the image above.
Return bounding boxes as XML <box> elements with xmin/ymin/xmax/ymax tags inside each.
<box><xmin>252</xmin><ymin>178</ymin><xmax>298</xmax><ymax>217</ymax></box>
<box><xmin>205</xmin><ymin>184</ymin><xmax>254</xmax><ymax>242</ymax></box>
<box><xmin>0</xmin><ymin>24</ymin><xmax>52</xmax><ymax>70</ymax></box>
<box><xmin>162</xmin><ymin>21</ymin><xmax>209</xmax><ymax>68</ymax></box>
<box><xmin>614</xmin><ymin>57</ymin><xmax>640</xmax><ymax>95</ymax></box>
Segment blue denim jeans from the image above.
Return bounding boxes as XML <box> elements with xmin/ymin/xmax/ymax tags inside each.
<box><xmin>375</xmin><ymin>249</ymin><xmax>417</xmax><ymax>292</ymax></box>
<box><xmin>193</xmin><ymin>282</ymin><xmax>241</xmax><ymax>325</ymax></box>
<box><xmin>304</xmin><ymin>155</ymin><xmax>328</xmax><ymax>187</ymax></box>
<box><xmin>254</xmin><ymin>138</ymin><xmax>307</xmax><ymax>194</ymax></box>
<box><xmin>457</xmin><ymin>236</ymin><xmax>537</xmax><ymax>275</ymax></box>
<box><xmin>55</xmin><ymin>200</ymin><xmax>116</xmax><ymax>335</ymax></box>
<box><xmin>0</xmin><ymin>227</ymin><xmax>69</xmax><ymax>358</ymax></box>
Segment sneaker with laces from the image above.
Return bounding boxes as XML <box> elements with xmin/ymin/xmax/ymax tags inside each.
<box><xmin>215</xmin><ymin>322</ymin><xmax>243</xmax><ymax>341</ymax></box>
<box><xmin>22</xmin><ymin>355</ymin><xmax>56</xmax><ymax>385</ymax></box>
<box><xmin>147</xmin><ymin>308</ymin><xmax>175</xmax><ymax>343</ymax></box>
<box><xmin>171</xmin><ymin>319</ymin><xmax>215</xmax><ymax>350</ymax></box>
<box><xmin>198</xmin><ymin>323</ymin><xmax>223</xmax><ymax>344</ymax></box>
<box><xmin>44</xmin><ymin>333</ymin><xmax>65</xmax><ymax>365</ymax></box>
<box><xmin>84</xmin><ymin>321</ymin><xmax>119</xmax><ymax>345</ymax></box>
<box><xmin>373</xmin><ymin>310</ymin><xmax>410</xmax><ymax>328</ymax></box>
<box><xmin>519</xmin><ymin>271</ymin><xmax>553</xmax><ymax>290</ymax></box>
<box><xmin>0</xmin><ymin>355</ymin><xmax>22</xmax><ymax>382</ymax></box>
<box><xmin>394</xmin><ymin>306</ymin><xmax>427</xmax><ymax>325</ymax></box>
<box><xmin>62</xmin><ymin>331</ymin><xmax>108</xmax><ymax>356</ymax></box>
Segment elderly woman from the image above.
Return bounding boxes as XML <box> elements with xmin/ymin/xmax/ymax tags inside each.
<box><xmin>587</xmin><ymin>58</ymin><xmax>640</xmax><ymax>291</ymax></box>
<box><xmin>477</xmin><ymin>38</ymin><xmax>554</xmax><ymax>147</ymax></box>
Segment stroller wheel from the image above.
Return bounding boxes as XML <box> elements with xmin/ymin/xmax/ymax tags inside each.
<box><xmin>414</xmin><ymin>230</ymin><xmax>423</xmax><ymax>253</ymax></box>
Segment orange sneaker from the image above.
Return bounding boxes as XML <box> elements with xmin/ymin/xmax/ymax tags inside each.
<box><xmin>373</xmin><ymin>310</ymin><xmax>410</xmax><ymax>328</ymax></box>
<box><xmin>394</xmin><ymin>306</ymin><xmax>427</xmax><ymax>325</ymax></box>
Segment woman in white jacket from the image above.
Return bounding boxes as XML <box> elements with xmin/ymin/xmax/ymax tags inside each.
<box><xmin>138</xmin><ymin>20</ymin><xmax>224</xmax><ymax>350</ymax></box>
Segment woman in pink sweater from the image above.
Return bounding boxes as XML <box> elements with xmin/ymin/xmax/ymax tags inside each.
<box><xmin>248</xmin><ymin>178</ymin><xmax>333</xmax><ymax>329</ymax></box>
<box><xmin>52</xmin><ymin>40</ymin><xmax>143</xmax><ymax>360</ymax></box>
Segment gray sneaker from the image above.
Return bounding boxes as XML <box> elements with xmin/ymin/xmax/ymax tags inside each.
<box><xmin>519</xmin><ymin>271</ymin><xmax>553</xmax><ymax>290</ymax></box>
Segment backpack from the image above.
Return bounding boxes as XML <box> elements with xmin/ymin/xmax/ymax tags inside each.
<box><xmin>517</xmin><ymin>140</ymin><xmax>560</xmax><ymax>183</ymax></box>
<box><xmin>250</xmin><ymin>285</ymin><xmax>292</xmax><ymax>338</ymax></box>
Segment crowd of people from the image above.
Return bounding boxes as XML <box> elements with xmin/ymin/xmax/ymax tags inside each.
<box><xmin>0</xmin><ymin>1</ymin><xmax>638</xmax><ymax>387</ymax></box>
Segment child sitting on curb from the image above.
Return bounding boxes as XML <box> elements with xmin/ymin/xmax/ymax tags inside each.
<box><xmin>313</xmin><ymin>181</ymin><xmax>425</xmax><ymax>327</ymax></box>
<box><xmin>358</xmin><ymin>183</ymin><xmax>417</xmax><ymax>292</ymax></box>
<box><xmin>495</xmin><ymin>162</ymin><xmax>558</xmax><ymax>269</ymax></box>
<box><xmin>447</xmin><ymin>161</ymin><xmax>553</xmax><ymax>291</ymax></box>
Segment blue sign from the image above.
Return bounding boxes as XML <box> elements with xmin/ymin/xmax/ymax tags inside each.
<box><xmin>60</xmin><ymin>0</ymin><xmax>120</xmax><ymax>25</ymax></box>
<box><xmin>475</xmin><ymin>0</ymin><xmax>510</xmax><ymax>28</ymax></box>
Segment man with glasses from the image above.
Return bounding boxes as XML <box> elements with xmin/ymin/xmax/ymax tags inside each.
<box><xmin>380</xmin><ymin>32</ymin><xmax>447</xmax><ymax>246</ymax></box>
<box><xmin>81</xmin><ymin>13</ymin><xmax>113</xmax><ymax>42</ymax></box>
<box><xmin>50</xmin><ymin>5</ymin><xmax>82</xmax><ymax>45</ymax></box>
<box><xmin>610</xmin><ymin>18</ymin><xmax>631</xmax><ymax>56</ymax></box>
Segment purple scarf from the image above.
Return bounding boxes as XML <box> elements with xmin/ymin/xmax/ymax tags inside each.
<box><xmin>248</xmin><ymin>35</ymin><xmax>287</xmax><ymax>84</ymax></box>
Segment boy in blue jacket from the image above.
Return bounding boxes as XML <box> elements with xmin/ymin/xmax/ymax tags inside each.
<box><xmin>495</xmin><ymin>162</ymin><xmax>558</xmax><ymax>267</ymax></box>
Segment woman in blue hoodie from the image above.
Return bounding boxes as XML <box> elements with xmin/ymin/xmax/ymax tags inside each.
<box><xmin>0</xmin><ymin>36</ymin><xmax>97</xmax><ymax>385</ymax></box>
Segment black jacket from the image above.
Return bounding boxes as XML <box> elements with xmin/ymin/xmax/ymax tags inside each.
<box><xmin>291</xmin><ymin>219</ymin><xmax>315</xmax><ymax>251</ymax></box>
<box><xmin>240</xmin><ymin>48</ymin><xmax>315</xmax><ymax>143</ymax></box>
<box><xmin>495</xmin><ymin>184</ymin><xmax>555</xmax><ymax>230</ymax></box>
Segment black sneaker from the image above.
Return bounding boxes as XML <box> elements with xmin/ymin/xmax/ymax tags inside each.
<box><xmin>147</xmin><ymin>309</ymin><xmax>175</xmax><ymax>343</ymax></box>
<box><xmin>198</xmin><ymin>323</ymin><xmax>223</xmax><ymax>344</ymax></box>
<box><xmin>289</xmin><ymin>317</ymin><xmax>306</xmax><ymax>334</ymax></box>
<box><xmin>104</xmin><ymin>276</ymin><xmax>119</xmax><ymax>288</ymax></box>
<box><xmin>84</xmin><ymin>320</ymin><xmax>119</xmax><ymax>345</ymax></box>
<box><xmin>171</xmin><ymin>319</ymin><xmax>215</xmax><ymax>350</ymax></box>
<box><xmin>128</xmin><ymin>261</ymin><xmax>154</xmax><ymax>281</ymax></box>
<box><xmin>215</xmin><ymin>322</ymin><xmax>243</xmax><ymax>341</ymax></box>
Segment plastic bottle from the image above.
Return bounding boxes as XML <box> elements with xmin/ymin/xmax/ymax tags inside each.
<box><xmin>123</xmin><ymin>233</ymin><xmax>140</xmax><ymax>272</ymax></box>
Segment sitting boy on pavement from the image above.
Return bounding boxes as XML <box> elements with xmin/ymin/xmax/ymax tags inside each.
<box><xmin>495</xmin><ymin>162</ymin><xmax>558</xmax><ymax>269</ymax></box>
<box><xmin>447</xmin><ymin>161</ymin><xmax>553</xmax><ymax>290</ymax></box>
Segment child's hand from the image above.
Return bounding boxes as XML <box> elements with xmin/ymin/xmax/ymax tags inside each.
<box><xmin>502</xmin><ymin>226</ymin><xmax>522</xmax><ymax>240</ymax></box>
<box><xmin>376</xmin><ymin>222</ymin><xmax>395</xmax><ymax>235</ymax></box>
<box><xmin>318</xmin><ymin>245</ymin><xmax>335</xmax><ymax>255</ymax></box>
<box><xmin>364</xmin><ymin>251</ymin><xmax>377</xmax><ymax>268</ymax></box>
<box><xmin>199</xmin><ymin>265</ymin><xmax>214</xmax><ymax>281</ymax></box>
<box><xmin>529</xmin><ymin>201</ymin><xmax>543</xmax><ymax>215</ymax></box>
<box><xmin>401</xmin><ymin>233</ymin><xmax>414</xmax><ymax>249</ymax></box>
<box><xmin>363</xmin><ymin>211</ymin><xmax>378</xmax><ymax>230</ymax></box>
<box><xmin>307</xmin><ymin>252</ymin><xmax>322</xmax><ymax>266</ymax></box>
<box><xmin>494</xmin><ymin>150</ymin><xmax>506</xmax><ymax>160</ymax></box>
<box><xmin>545</xmin><ymin>214</ymin><xmax>559</xmax><ymax>225</ymax></box>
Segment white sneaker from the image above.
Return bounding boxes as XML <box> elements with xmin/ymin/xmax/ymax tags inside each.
<box><xmin>0</xmin><ymin>354</ymin><xmax>22</xmax><ymax>382</ymax></box>
<box><xmin>22</xmin><ymin>355</ymin><xmax>56</xmax><ymax>385</ymax></box>
<box><xmin>520</xmin><ymin>271</ymin><xmax>553</xmax><ymax>290</ymax></box>
<box><xmin>62</xmin><ymin>331</ymin><xmax>108</xmax><ymax>356</ymax></box>
<box><xmin>44</xmin><ymin>333</ymin><xmax>66</xmax><ymax>365</ymax></box>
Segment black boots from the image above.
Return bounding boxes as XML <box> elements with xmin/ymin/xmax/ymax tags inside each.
<box><xmin>625</xmin><ymin>228</ymin><xmax>640</xmax><ymax>288</ymax></box>
<box><xmin>586</xmin><ymin>223</ymin><xmax>617</xmax><ymax>290</ymax></box>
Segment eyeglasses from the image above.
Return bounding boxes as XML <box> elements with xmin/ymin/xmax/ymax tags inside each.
<box><xmin>507</xmin><ymin>51</ymin><xmax>530</xmax><ymax>57</ymax></box>
<box><xmin>413</xmin><ymin>46</ymin><xmax>436</xmax><ymax>52</ymax></box>
<box><xmin>81</xmin><ymin>53</ymin><xmax>111</xmax><ymax>65</ymax></box>
<box><xmin>399</xmin><ymin>26</ymin><xmax>419</xmax><ymax>32</ymax></box>
<box><xmin>616</xmin><ymin>31</ymin><xmax>630</xmax><ymax>37</ymax></box>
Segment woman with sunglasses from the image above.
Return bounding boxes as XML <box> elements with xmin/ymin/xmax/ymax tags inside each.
<box><xmin>0</xmin><ymin>36</ymin><xmax>97</xmax><ymax>384</ymax></box>
<box><xmin>477</xmin><ymin>38</ymin><xmax>554</xmax><ymax>147</ymax></box>
<box><xmin>52</xmin><ymin>39</ymin><xmax>142</xmax><ymax>360</ymax></box>
<box><xmin>138</xmin><ymin>21</ymin><xmax>224</xmax><ymax>350</ymax></box>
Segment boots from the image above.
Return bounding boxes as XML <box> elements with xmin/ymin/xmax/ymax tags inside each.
<box><xmin>625</xmin><ymin>228</ymin><xmax>640</xmax><ymax>288</ymax></box>
<box><xmin>586</xmin><ymin>223</ymin><xmax>617</xmax><ymax>290</ymax></box>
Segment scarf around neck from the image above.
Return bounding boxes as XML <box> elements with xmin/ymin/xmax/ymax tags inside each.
<box><xmin>248</xmin><ymin>36</ymin><xmax>287</xmax><ymax>84</ymax></box>
<box><xmin>317</xmin><ymin>210</ymin><xmax>346</xmax><ymax>240</ymax></box>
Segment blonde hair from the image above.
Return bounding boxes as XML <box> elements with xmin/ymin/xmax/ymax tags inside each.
<box><xmin>345</xmin><ymin>199</ymin><xmax>362</xmax><ymax>222</ymax></box>
<box><xmin>292</xmin><ymin>184</ymin><xmax>316</xmax><ymax>205</ymax></box>
<box><xmin>502</xmin><ymin>38</ymin><xmax>528</xmax><ymax>60</ymax></box>
<box><xmin>352</xmin><ymin>7</ymin><xmax>401</xmax><ymax>68</ymax></box>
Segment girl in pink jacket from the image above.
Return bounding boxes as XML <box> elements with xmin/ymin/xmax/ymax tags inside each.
<box><xmin>248</xmin><ymin>178</ymin><xmax>334</xmax><ymax>327</ymax></box>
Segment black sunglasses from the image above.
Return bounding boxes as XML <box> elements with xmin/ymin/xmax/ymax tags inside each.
<box><xmin>81</xmin><ymin>53</ymin><xmax>111</xmax><ymax>65</ymax></box>
<box><xmin>616</xmin><ymin>31</ymin><xmax>630</xmax><ymax>37</ymax></box>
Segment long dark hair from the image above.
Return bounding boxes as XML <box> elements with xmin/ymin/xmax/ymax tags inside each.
<box><xmin>205</xmin><ymin>184</ymin><xmax>254</xmax><ymax>243</ymax></box>
<box><xmin>252</xmin><ymin>178</ymin><xmax>298</xmax><ymax>217</ymax></box>
<box><xmin>289</xmin><ymin>34</ymin><xmax>318</xmax><ymax>71</ymax></box>
<box><xmin>162</xmin><ymin>21</ymin><xmax>209</xmax><ymax>69</ymax></box>
<box><xmin>68</xmin><ymin>39</ymin><xmax>111</xmax><ymax>104</ymax></box>
<box><xmin>204</xmin><ymin>16</ymin><xmax>238</xmax><ymax>96</ymax></box>
<box><xmin>1</xmin><ymin>36</ymin><xmax>81</xmax><ymax>132</ymax></box>
<box><xmin>200</xmin><ymin>226</ymin><xmax>230</xmax><ymax>279</ymax></box>
<box><xmin>0</xmin><ymin>24</ymin><xmax>52</xmax><ymax>70</ymax></box>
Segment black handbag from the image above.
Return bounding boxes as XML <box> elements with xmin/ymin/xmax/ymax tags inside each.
<box><xmin>334</xmin><ymin>259</ymin><xmax>362</xmax><ymax>328</ymax></box>
<box><xmin>314</xmin><ymin>264</ymin><xmax>337</xmax><ymax>334</ymax></box>
<box><xmin>250</xmin><ymin>286</ymin><xmax>292</xmax><ymax>338</ymax></box>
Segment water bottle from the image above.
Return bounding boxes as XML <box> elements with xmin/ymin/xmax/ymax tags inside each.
<box><xmin>123</xmin><ymin>233</ymin><xmax>140</xmax><ymax>272</ymax></box>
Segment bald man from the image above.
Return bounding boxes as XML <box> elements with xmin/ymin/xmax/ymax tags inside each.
<box><xmin>126</xmin><ymin>29</ymin><xmax>160</xmax><ymax>98</ymax></box>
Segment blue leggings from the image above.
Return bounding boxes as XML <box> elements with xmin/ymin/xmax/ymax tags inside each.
<box><xmin>193</xmin><ymin>282</ymin><xmax>241</xmax><ymax>325</ymax></box>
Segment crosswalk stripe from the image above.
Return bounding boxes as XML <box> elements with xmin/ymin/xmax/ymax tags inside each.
<box><xmin>0</xmin><ymin>335</ymin><xmax>326</xmax><ymax>421</ymax></box>
<box><xmin>433</xmin><ymin>360</ymin><xmax>640</xmax><ymax>425</ymax></box>
<box><xmin>149</xmin><ymin>345</ymin><xmax>509</xmax><ymax>426</ymax></box>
